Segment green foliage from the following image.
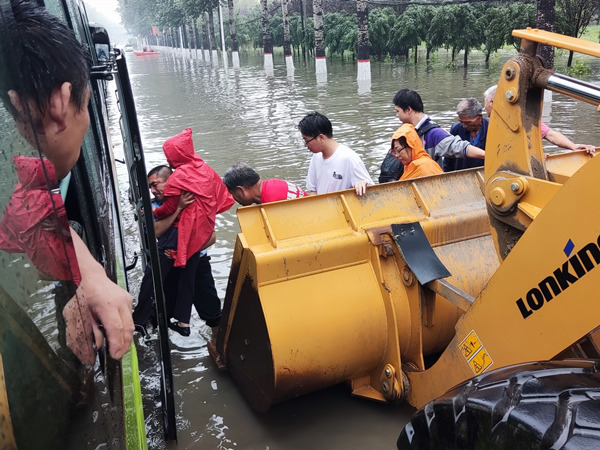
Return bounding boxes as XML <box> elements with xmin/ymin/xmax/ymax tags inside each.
<box><xmin>566</xmin><ymin>59</ymin><xmax>591</xmax><ymax>76</ymax></box>
<box><xmin>503</xmin><ymin>2</ymin><xmax>536</xmax><ymax>50</ymax></box>
<box><xmin>117</xmin><ymin>0</ymin><xmax>546</xmax><ymax>64</ymax></box>
<box><xmin>388</xmin><ymin>5</ymin><xmax>435</xmax><ymax>59</ymax></box>
<box><xmin>324</xmin><ymin>13</ymin><xmax>357</xmax><ymax>57</ymax></box>
<box><xmin>427</xmin><ymin>4</ymin><xmax>486</xmax><ymax>63</ymax></box>
<box><xmin>368</xmin><ymin>8</ymin><xmax>396</xmax><ymax>60</ymax></box>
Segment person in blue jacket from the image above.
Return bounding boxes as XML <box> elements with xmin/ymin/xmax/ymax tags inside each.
<box><xmin>444</xmin><ymin>98</ymin><xmax>487</xmax><ymax>172</ymax></box>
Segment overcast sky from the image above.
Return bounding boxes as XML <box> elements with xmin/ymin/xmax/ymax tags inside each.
<box><xmin>84</xmin><ymin>0</ymin><xmax>121</xmax><ymax>24</ymax></box>
<box><xmin>83</xmin><ymin>0</ymin><xmax>130</xmax><ymax>44</ymax></box>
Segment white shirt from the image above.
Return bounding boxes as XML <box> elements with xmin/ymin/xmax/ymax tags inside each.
<box><xmin>306</xmin><ymin>144</ymin><xmax>373</xmax><ymax>194</ymax></box>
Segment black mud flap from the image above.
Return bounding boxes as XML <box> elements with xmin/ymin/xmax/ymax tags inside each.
<box><xmin>391</xmin><ymin>222</ymin><xmax>451</xmax><ymax>285</ymax></box>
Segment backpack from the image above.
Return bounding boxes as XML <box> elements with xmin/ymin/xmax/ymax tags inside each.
<box><xmin>378</xmin><ymin>121</ymin><xmax>439</xmax><ymax>183</ymax></box>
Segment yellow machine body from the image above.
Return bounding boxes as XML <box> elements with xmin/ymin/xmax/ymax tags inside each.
<box><xmin>217</xmin><ymin>29</ymin><xmax>600</xmax><ymax>412</ymax></box>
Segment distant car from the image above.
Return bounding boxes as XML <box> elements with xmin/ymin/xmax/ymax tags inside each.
<box><xmin>124</xmin><ymin>44</ymin><xmax>134</xmax><ymax>52</ymax></box>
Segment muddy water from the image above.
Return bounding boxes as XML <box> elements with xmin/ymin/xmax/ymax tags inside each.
<box><xmin>109</xmin><ymin>48</ymin><xmax>600</xmax><ymax>449</ymax></box>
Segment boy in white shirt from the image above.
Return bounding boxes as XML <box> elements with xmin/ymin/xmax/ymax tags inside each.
<box><xmin>298</xmin><ymin>112</ymin><xmax>373</xmax><ymax>195</ymax></box>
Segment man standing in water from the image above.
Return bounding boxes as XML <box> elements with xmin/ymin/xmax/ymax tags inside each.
<box><xmin>134</xmin><ymin>165</ymin><xmax>222</xmax><ymax>352</ymax></box>
<box><xmin>298</xmin><ymin>111</ymin><xmax>373</xmax><ymax>195</ymax></box>
<box><xmin>152</xmin><ymin>128</ymin><xmax>234</xmax><ymax>336</ymax></box>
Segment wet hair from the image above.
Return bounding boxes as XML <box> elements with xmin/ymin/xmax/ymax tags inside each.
<box><xmin>0</xmin><ymin>0</ymin><xmax>92</xmax><ymax>118</ymax></box>
<box><xmin>148</xmin><ymin>165</ymin><xmax>172</xmax><ymax>180</ymax></box>
<box><xmin>392</xmin><ymin>89</ymin><xmax>424</xmax><ymax>113</ymax></box>
<box><xmin>484</xmin><ymin>85</ymin><xmax>497</xmax><ymax>103</ymax></box>
<box><xmin>297</xmin><ymin>111</ymin><xmax>333</xmax><ymax>138</ymax></box>
<box><xmin>223</xmin><ymin>162</ymin><xmax>260</xmax><ymax>191</ymax></box>
<box><xmin>456</xmin><ymin>98</ymin><xmax>483</xmax><ymax>118</ymax></box>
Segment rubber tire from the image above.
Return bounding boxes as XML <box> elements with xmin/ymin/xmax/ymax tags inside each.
<box><xmin>398</xmin><ymin>360</ymin><xmax>600</xmax><ymax>449</ymax></box>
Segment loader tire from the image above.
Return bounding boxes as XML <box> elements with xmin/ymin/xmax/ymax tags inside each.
<box><xmin>398</xmin><ymin>360</ymin><xmax>600</xmax><ymax>449</ymax></box>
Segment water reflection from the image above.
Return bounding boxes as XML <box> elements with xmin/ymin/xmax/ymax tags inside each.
<box><xmin>115</xmin><ymin>48</ymin><xmax>600</xmax><ymax>449</ymax></box>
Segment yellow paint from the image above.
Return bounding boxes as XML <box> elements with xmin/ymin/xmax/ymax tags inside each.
<box><xmin>0</xmin><ymin>355</ymin><xmax>17</xmax><ymax>450</ymax></box>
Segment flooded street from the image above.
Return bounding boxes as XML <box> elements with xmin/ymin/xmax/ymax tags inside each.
<box><xmin>109</xmin><ymin>48</ymin><xmax>600</xmax><ymax>449</ymax></box>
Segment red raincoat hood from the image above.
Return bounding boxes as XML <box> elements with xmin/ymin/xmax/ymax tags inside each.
<box><xmin>159</xmin><ymin>128</ymin><xmax>234</xmax><ymax>266</ymax></box>
<box><xmin>163</xmin><ymin>128</ymin><xmax>203</xmax><ymax>168</ymax></box>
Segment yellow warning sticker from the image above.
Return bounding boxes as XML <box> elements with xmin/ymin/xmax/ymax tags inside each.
<box><xmin>459</xmin><ymin>330</ymin><xmax>494</xmax><ymax>375</ymax></box>
<box><xmin>468</xmin><ymin>348</ymin><xmax>493</xmax><ymax>375</ymax></box>
<box><xmin>459</xmin><ymin>330</ymin><xmax>482</xmax><ymax>360</ymax></box>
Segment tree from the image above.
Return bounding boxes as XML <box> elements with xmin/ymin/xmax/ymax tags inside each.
<box><xmin>427</xmin><ymin>4</ymin><xmax>486</xmax><ymax>66</ymax></box>
<box><xmin>261</xmin><ymin>0</ymin><xmax>273</xmax><ymax>54</ymax></box>
<box><xmin>356</xmin><ymin>0</ymin><xmax>370</xmax><ymax>64</ymax></box>
<box><xmin>368</xmin><ymin>7</ymin><xmax>396</xmax><ymax>60</ymax></box>
<box><xmin>556</xmin><ymin>0</ymin><xmax>597</xmax><ymax>66</ymax></box>
<box><xmin>313</xmin><ymin>0</ymin><xmax>326</xmax><ymax>59</ymax></box>
<box><xmin>389</xmin><ymin>5</ymin><xmax>435</xmax><ymax>62</ymax></box>
<box><xmin>282</xmin><ymin>0</ymin><xmax>293</xmax><ymax>62</ymax></box>
<box><xmin>537</xmin><ymin>0</ymin><xmax>556</xmax><ymax>68</ymax></box>
<box><xmin>313</xmin><ymin>0</ymin><xmax>326</xmax><ymax>78</ymax></box>
<box><xmin>323</xmin><ymin>13</ymin><xmax>356</xmax><ymax>59</ymax></box>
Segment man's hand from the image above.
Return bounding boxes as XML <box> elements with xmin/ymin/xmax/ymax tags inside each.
<box><xmin>67</xmin><ymin>228</ymin><xmax>134</xmax><ymax>363</ymax></box>
<box><xmin>354</xmin><ymin>181</ymin><xmax>369</xmax><ymax>196</ymax></box>
<box><xmin>572</xmin><ymin>144</ymin><xmax>596</xmax><ymax>154</ymax></box>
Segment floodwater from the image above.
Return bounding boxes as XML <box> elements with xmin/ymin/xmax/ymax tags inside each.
<box><xmin>110</xmin><ymin>47</ymin><xmax>600</xmax><ymax>449</ymax></box>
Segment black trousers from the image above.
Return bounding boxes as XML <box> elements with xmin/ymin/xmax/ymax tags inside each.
<box><xmin>164</xmin><ymin>254</ymin><xmax>221</xmax><ymax>327</ymax></box>
<box><xmin>133</xmin><ymin>228</ymin><xmax>199</xmax><ymax>326</ymax></box>
<box><xmin>133</xmin><ymin>230</ymin><xmax>221</xmax><ymax>327</ymax></box>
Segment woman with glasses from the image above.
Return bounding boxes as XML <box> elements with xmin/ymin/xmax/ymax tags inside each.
<box><xmin>390</xmin><ymin>124</ymin><xmax>443</xmax><ymax>181</ymax></box>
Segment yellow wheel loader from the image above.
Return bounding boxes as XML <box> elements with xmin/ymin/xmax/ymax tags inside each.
<box><xmin>216</xmin><ymin>29</ymin><xmax>600</xmax><ymax>448</ymax></box>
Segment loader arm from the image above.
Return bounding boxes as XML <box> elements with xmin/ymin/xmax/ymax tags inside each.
<box><xmin>406</xmin><ymin>29</ymin><xmax>600</xmax><ymax>408</ymax></box>
<box><xmin>485</xmin><ymin>28</ymin><xmax>600</xmax><ymax>259</ymax></box>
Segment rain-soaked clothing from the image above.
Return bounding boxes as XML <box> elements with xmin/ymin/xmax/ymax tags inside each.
<box><xmin>154</xmin><ymin>128</ymin><xmax>234</xmax><ymax>267</ymax></box>
<box><xmin>391</xmin><ymin>124</ymin><xmax>444</xmax><ymax>181</ymax></box>
<box><xmin>0</xmin><ymin>156</ymin><xmax>81</xmax><ymax>283</ymax></box>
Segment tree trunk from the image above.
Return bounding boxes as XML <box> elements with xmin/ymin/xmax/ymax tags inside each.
<box><xmin>414</xmin><ymin>45</ymin><xmax>417</xmax><ymax>64</ymax></box>
<box><xmin>261</xmin><ymin>0</ymin><xmax>274</xmax><ymax>71</ymax></box>
<box><xmin>208</xmin><ymin>9</ymin><xmax>217</xmax><ymax>52</ymax></box>
<box><xmin>203</xmin><ymin>13</ymin><xmax>211</xmax><ymax>60</ymax></box>
<box><xmin>313</xmin><ymin>0</ymin><xmax>325</xmax><ymax>59</ymax></box>
<box><xmin>299</xmin><ymin>0</ymin><xmax>308</xmax><ymax>61</ymax></box>
<box><xmin>356</xmin><ymin>0</ymin><xmax>369</xmax><ymax>61</ymax></box>
<box><xmin>282</xmin><ymin>0</ymin><xmax>292</xmax><ymax>57</ymax></box>
<box><xmin>313</xmin><ymin>0</ymin><xmax>326</xmax><ymax>78</ymax></box>
<box><xmin>183</xmin><ymin>23</ymin><xmax>190</xmax><ymax>49</ymax></box>
<box><xmin>536</xmin><ymin>0</ymin><xmax>555</xmax><ymax>68</ymax></box>
<box><xmin>261</xmin><ymin>0</ymin><xmax>273</xmax><ymax>54</ymax></box>
<box><xmin>463</xmin><ymin>47</ymin><xmax>468</xmax><ymax>66</ymax></box>
<box><xmin>567</xmin><ymin>50</ymin><xmax>574</xmax><ymax>67</ymax></box>
<box><xmin>227</xmin><ymin>0</ymin><xmax>238</xmax><ymax>52</ymax></box>
<box><xmin>193</xmin><ymin>18</ymin><xmax>201</xmax><ymax>51</ymax></box>
<box><xmin>426</xmin><ymin>46</ymin><xmax>431</xmax><ymax>61</ymax></box>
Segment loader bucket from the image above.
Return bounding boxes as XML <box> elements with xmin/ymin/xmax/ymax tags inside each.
<box><xmin>218</xmin><ymin>168</ymin><xmax>500</xmax><ymax>412</ymax></box>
